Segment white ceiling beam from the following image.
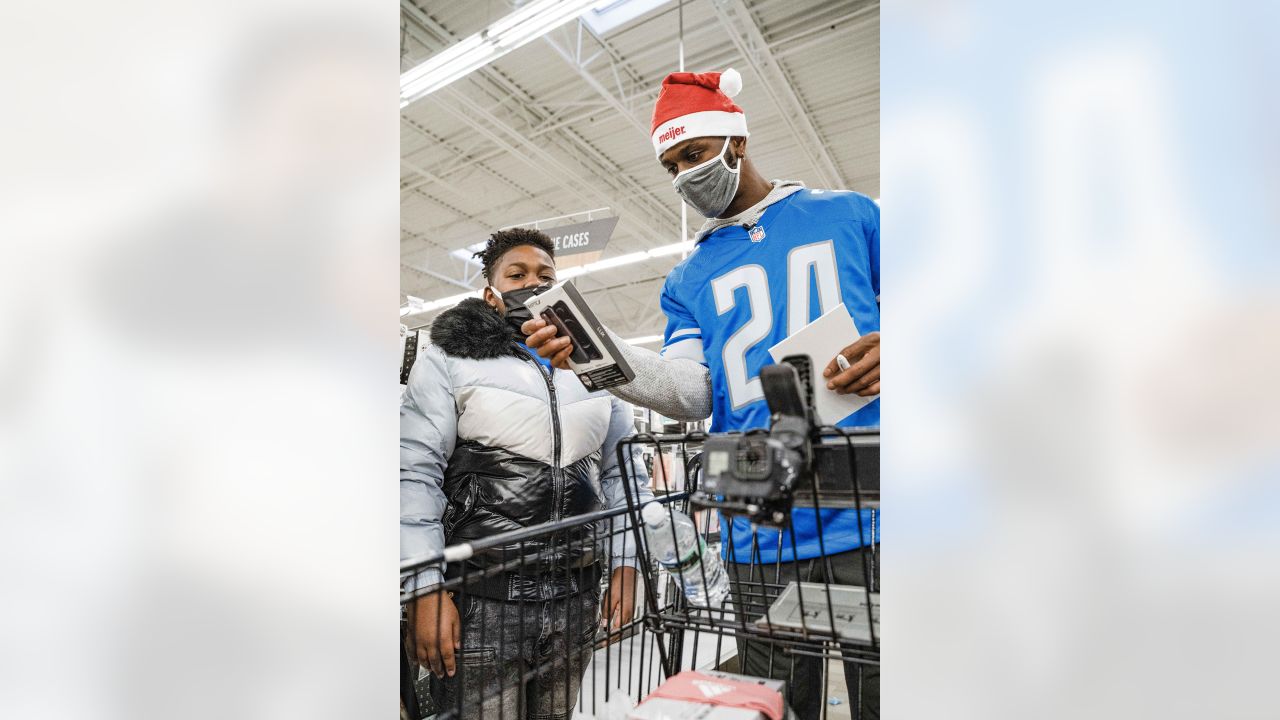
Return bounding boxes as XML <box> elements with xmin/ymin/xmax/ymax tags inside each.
<box><xmin>401</xmin><ymin>8</ymin><xmax>679</xmax><ymax>230</ymax></box>
<box><xmin>399</xmin><ymin>157</ymin><xmax>482</xmax><ymax>207</ymax></box>
<box><xmin>399</xmin><ymin>0</ymin><xmax>606</xmax><ymax>106</ymax></box>
<box><xmin>417</xmin><ymin>8</ymin><xmax>863</xmax><ymax>192</ymax></box>
<box><xmin>400</xmin><ymin>262</ymin><xmax>476</xmax><ymax>291</ymax></box>
<box><xmin>711</xmin><ymin>0</ymin><xmax>847</xmax><ymax>189</ymax></box>
<box><xmin>405</xmin><ymin>0</ymin><xmax>850</xmax><ymax>135</ymax></box>
<box><xmin>435</xmin><ymin>85</ymin><xmax>678</xmax><ymax>253</ymax></box>
<box><xmin>473</xmin><ymin>86</ymin><xmax>677</xmax><ymax>230</ymax></box>
<box><xmin>399</xmin><ymin>113</ymin><xmax>568</xmax><ymax>234</ymax></box>
<box><xmin>542</xmin><ymin>29</ymin><xmax>649</xmax><ymax>139</ymax></box>
<box><xmin>772</xmin><ymin>10</ymin><xmax>878</xmax><ymax>60</ymax></box>
<box><xmin>398</xmin><ymin>18</ymin><xmax>572</xmax><ymax>222</ymax></box>
<box><xmin>766</xmin><ymin>3</ymin><xmax>879</xmax><ymax>58</ymax></box>
<box><xmin>417</xmin><ymin>98</ymin><xmax>637</xmax><ymax>182</ymax></box>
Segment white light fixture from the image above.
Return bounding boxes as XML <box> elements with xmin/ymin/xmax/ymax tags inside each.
<box><xmin>411</xmin><ymin>290</ymin><xmax>477</xmax><ymax>316</ymax></box>
<box><xmin>399</xmin><ymin>295</ymin><xmax>426</xmax><ymax>317</ymax></box>
<box><xmin>577</xmin><ymin>250</ymin><xmax>648</xmax><ymax>271</ymax></box>
<box><xmin>401</xmin><ymin>0</ymin><xmax>610</xmax><ymax>107</ymax></box>
<box><xmin>449</xmin><ymin>240</ymin><xmax>487</xmax><ymax>265</ymax></box>
<box><xmin>645</xmin><ymin>241</ymin><xmax>694</xmax><ymax>257</ymax></box>
<box><xmin>403</xmin><ymin>238</ymin><xmax>696</xmax><ymax>320</ymax></box>
<box><xmin>581</xmin><ymin>0</ymin><xmax>674</xmax><ymax>36</ymax></box>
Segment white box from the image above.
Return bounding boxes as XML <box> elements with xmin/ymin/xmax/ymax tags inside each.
<box><xmin>628</xmin><ymin>698</ymin><xmax>764</xmax><ymax>720</ymax></box>
<box><xmin>523</xmin><ymin>279</ymin><xmax>636</xmax><ymax>390</ymax></box>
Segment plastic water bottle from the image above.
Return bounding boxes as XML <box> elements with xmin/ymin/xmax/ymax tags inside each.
<box><xmin>641</xmin><ymin>502</ymin><xmax>729</xmax><ymax>607</ymax></box>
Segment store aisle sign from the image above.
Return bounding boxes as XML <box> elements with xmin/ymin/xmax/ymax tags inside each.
<box><xmin>548</xmin><ymin>217</ymin><xmax>618</xmax><ymax>257</ymax></box>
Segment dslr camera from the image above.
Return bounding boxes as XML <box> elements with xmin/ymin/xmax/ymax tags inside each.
<box><xmin>696</xmin><ymin>356</ymin><xmax>879</xmax><ymax>527</ymax></box>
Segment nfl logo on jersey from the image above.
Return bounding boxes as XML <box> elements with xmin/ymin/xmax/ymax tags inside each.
<box><xmin>748</xmin><ymin>225</ymin><xmax>766</xmax><ymax>242</ymax></box>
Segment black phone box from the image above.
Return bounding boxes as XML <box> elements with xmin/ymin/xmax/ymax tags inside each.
<box><xmin>522</xmin><ymin>280</ymin><xmax>636</xmax><ymax>390</ymax></box>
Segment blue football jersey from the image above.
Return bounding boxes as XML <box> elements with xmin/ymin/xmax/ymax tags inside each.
<box><xmin>658</xmin><ymin>188</ymin><xmax>880</xmax><ymax>563</ymax></box>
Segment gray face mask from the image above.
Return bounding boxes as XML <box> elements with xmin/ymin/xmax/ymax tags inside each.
<box><xmin>672</xmin><ymin>139</ymin><xmax>741</xmax><ymax>219</ymax></box>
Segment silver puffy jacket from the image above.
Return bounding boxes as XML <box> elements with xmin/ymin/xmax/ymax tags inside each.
<box><xmin>400</xmin><ymin>298</ymin><xmax>652</xmax><ymax>596</ymax></box>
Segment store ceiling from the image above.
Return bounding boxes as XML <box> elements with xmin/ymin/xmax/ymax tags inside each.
<box><xmin>401</xmin><ymin>0</ymin><xmax>878</xmax><ymax>340</ymax></box>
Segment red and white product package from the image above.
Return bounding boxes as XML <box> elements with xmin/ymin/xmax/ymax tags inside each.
<box><xmin>628</xmin><ymin>671</ymin><xmax>785</xmax><ymax>720</ymax></box>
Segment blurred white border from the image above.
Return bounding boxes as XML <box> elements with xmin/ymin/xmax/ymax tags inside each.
<box><xmin>1</xmin><ymin>2</ymin><xmax>398</xmax><ymax>718</ymax></box>
<box><xmin>885</xmin><ymin>2</ymin><xmax>1280</xmax><ymax>717</ymax></box>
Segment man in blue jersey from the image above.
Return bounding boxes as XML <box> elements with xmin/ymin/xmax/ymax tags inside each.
<box><xmin>524</xmin><ymin>68</ymin><xmax>879</xmax><ymax>719</ymax></box>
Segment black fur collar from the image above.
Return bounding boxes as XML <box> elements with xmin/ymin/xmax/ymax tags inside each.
<box><xmin>429</xmin><ymin>298</ymin><xmax>514</xmax><ymax>359</ymax></box>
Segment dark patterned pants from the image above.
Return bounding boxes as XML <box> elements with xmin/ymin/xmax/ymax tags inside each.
<box><xmin>431</xmin><ymin>586</ymin><xmax>600</xmax><ymax>720</ymax></box>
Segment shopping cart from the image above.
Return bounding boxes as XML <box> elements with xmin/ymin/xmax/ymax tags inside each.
<box><xmin>400</xmin><ymin>364</ymin><xmax>879</xmax><ymax>720</ymax></box>
<box><xmin>400</xmin><ymin>498</ymin><xmax>688</xmax><ymax>720</ymax></box>
<box><xmin>614</xmin><ymin>363</ymin><xmax>880</xmax><ymax>720</ymax></box>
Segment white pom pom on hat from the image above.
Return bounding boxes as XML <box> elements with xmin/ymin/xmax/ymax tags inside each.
<box><xmin>718</xmin><ymin>68</ymin><xmax>742</xmax><ymax>98</ymax></box>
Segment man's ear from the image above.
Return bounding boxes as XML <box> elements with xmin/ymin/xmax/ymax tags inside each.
<box><xmin>730</xmin><ymin>136</ymin><xmax>748</xmax><ymax>158</ymax></box>
<box><xmin>483</xmin><ymin>285</ymin><xmax>504</xmax><ymax>313</ymax></box>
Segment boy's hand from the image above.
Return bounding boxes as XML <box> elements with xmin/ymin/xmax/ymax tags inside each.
<box><xmin>521</xmin><ymin>318</ymin><xmax>574</xmax><ymax>369</ymax></box>
<box><xmin>412</xmin><ymin>591</ymin><xmax>461</xmax><ymax>678</ymax></box>
<box><xmin>601</xmin><ymin>566</ymin><xmax>638</xmax><ymax>632</ymax></box>
<box><xmin>824</xmin><ymin>332</ymin><xmax>880</xmax><ymax>397</ymax></box>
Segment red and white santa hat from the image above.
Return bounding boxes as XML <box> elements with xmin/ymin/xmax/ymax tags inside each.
<box><xmin>650</xmin><ymin>68</ymin><xmax>747</xmax><ymax>159</ymax></box>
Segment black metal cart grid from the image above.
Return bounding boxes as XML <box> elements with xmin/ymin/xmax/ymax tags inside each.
<box><xmin>400</xmin><ymin>427</ymin><xmax>877</xmax><ymax>719</ymax></box>
<box><xmin>615</xmin><ymin>429</ymin><xmax>879</xmax><ymax>718</ymax></box>
<box><xmin>400</xmin><ymin>492</ymin><xmax>685</xmax><ymax>719</ymax></box>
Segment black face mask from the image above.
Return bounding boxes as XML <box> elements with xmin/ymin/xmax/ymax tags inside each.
<box><xmin>492</xmin><ymin>284</ymin><xmax>552</xmax><ymax>342</ymax></box>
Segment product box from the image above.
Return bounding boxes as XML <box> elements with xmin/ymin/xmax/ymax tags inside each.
<box><xmin>522</xmin><ymin>279</ymin><xmax>635</xmax><ymax>390</ymax></box>
<box><xmin>628</xmin><ymin>698</ymin><xmax>762</xmax><ymax>720</ymax></box>
<box><xmin>628</xmin><ymin>671</ymin><xmax>785</xmax><ymax>720</ymax></box>
<box><xmin>697</xmin><ymin>671</ymin><xmax>785</xmax><ymax>701</ymax></box>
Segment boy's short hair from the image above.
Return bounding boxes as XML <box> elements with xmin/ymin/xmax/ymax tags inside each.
<box><xmin>473</xmin><ymin>227</ymin><xmax>556</xmax><ymax>284</ymax></box>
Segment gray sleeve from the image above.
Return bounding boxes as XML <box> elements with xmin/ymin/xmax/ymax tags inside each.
<box><xmin>607</xmin><ymin>330</ymin><xmax>713</xmax><ymax>422</ymax></box>
<box><xmin>400</xmin><ymin>344</ymin><xmax>455</xmax><ymax>591</ymax></box>
<box><xmin>598</xmin><ymin>395</ymin><xmax>655</xmax><ymax>572</ymax></box>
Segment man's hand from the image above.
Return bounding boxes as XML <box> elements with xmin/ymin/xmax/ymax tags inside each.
<box><xmin>521</xmin><ymin>318</ymin><xmax>574</xmax><ymax>370</ymax></box>
<box><xmin>601</xmin><ymin>566</ymin><xmax>638</xmax><ymax>632</ymax></box>
<box><xmin>411</xmin><ymin>591</ymin><xmax>461</xmax><ymax>678</ymax></box>
<box><xmin>824</xmin><ymin>332</ymin><xmax>880</xmax><ymax>397</ymax></box>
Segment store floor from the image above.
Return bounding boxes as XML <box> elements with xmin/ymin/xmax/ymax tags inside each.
<box><xmin>823</xmin><ymin>658</ymin><xmax>853</xmax><ymax>720</ymax></box>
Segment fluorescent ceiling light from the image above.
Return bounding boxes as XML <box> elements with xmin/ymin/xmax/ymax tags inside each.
<box><xmin>401</xmin><ymin>0</ymin><xmax>610</xmax><ymax>106</ymax></box>
<box><xmin>403</xmin><ymin>238</ymin><xmax>695</xmax><ymax>320</ymax></box>
<box><xmin>582</xmin><ymin>250</ymin><xmax>649</xmax><ymax>271</ymax></box>
<box><xmin>581</xmin><ymin>0</ymin><xmax>673</xmax><ymax>36</ymax></box>
<box><xmin>449</xmin><ymin>241</ymin><xmax>486</xmax><ymax>265</ymax></box>
<box><xmin>410</xmin><ymin>290</ymin><xmax>477</xmax><ymax>316</ymax></box>
<box><xmin>645</xmin><ymin>241</ymin><xmax>694</xmax><ymax>257</ymax></box>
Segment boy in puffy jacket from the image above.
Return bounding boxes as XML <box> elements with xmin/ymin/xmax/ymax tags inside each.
<box><xmin>400</xmin><ymin>227</ymin><xmax>653</xmax><ymax>719</ymax></box>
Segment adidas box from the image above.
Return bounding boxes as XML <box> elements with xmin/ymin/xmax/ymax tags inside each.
<box><xmin>697</xmin><ymin>671</ymin><xmax>785</xmax><ymax>704</ymax></box>
<box><xmin>628</xmin><ymin>671</ymin><xmax>785</xmax><ymax>720</ymax></box>
<box><xmin>522</xmin><ymin>279</ymin><xmax>635</xmax><ymax>390</ymax></box>
<box><xmin>628</xmin><ymin>698</ymin><xmax>762</xmax><ymax>720</ymax></box>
